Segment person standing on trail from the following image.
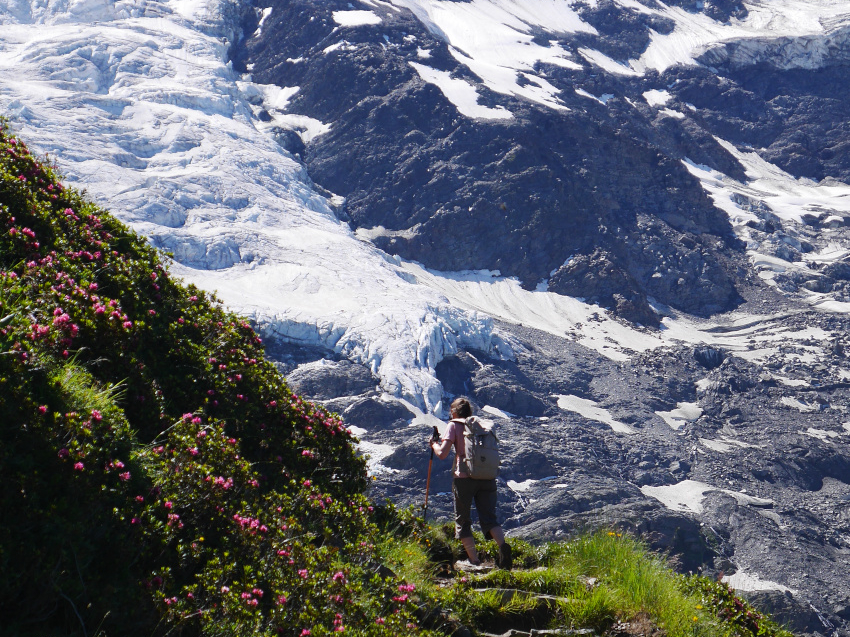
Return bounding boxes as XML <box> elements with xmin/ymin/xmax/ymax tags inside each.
<box><xmin>429</xmin><ymin>397</ymin><xmax>512</xmax><ymax>570</ymax></box>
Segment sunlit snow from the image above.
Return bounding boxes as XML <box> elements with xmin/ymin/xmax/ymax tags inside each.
<box><xmin>554</xmin><ymin>394</ymin><xmax>635</xmax><ymax>434</ymax></box>
<box><xmin>409</xmin><ymin>61</ymin><xmax>513</xmax><ymax>120</ymax></box>
<box><xmin>507</xmin><ymin>479</ymin><xmax>536</xmax><ymax>492</ymax></box>
<box><xmin>390</xmin><ymin>0</ymin><xmax>586</xmax><ymax>110</ymax></box>
<box><xmin>332</xmin><ymin>9</ymin><xmax>382</xmax><ymax>26</ymax></box>
<box><xmin>722</xmin><ymin>570</ymin><xmax>797</xmax><ymax>595</ymax></box>
<box><xmin>642</xmin><ymin>89</ymin><xmax>671</xmax><ymax>107</ymax></box>
<box><xmin>579</xmin><ymin>47</ymin><xmax>640</xmax><ymax>76</ymax></box>
<box><xmin>641</xmin><ymin>479</ymin><xmax>773</xmax><ymax>515</ymax></box>
<box><xmin>346</xmin><ymin>426</ymin><xmax>398</xmax><ymax>475</ymax></box>
<box><xmin>800</xmin><ymin>427</ymin><xmax>843</xmax><ymax>442</ymax></box>
<box><xmin>575</xmin><ymin>88</ymin><xmax>614</xmax><ymax>105</ymax></box>
<box><xmin>699</xmin><ymin>437</ymin><xmax>762</xmax><ymax>453</ymax></box>
<box><xmin>781</xmin><ymin>396</ymin><xmax>820</xmax><ymax>413</ymax></box>
<box><xmin>656</xmin><ymin>402</ymin><xmax>703</xmax><ymax>431</ymax></box>
<box><xmin>482</xmin><ymin>405</ymin><xmax>515</xmax><ymax>419</ymax></box>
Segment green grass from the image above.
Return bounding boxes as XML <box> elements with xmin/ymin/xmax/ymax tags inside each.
<box><xmin>374</xmin><ymin>516</ymin><xmax>795</xmax><ymax>637</ymax></box>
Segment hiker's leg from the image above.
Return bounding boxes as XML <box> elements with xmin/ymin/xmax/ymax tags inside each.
<box><xmin>474</xmin><ymin>479</ymin><xmax>499</xmax><ymax>540</ymax></box>
<box><xmin>488</xmin><ymin>526</ymin><xmax>505</xmax><ymax>546</ymax></box>
<box><xmin>461</xmin><ymin>536</ymin><xmax>479</xmax><ymax>562</ymax></box>
<box><xmin>453</xmin><ymin>478</ymin><xmax>478</xmax><ymax>561</ymax></box>
<box><xmin>475</xmin><ymin>480</ymin><xmax>512</xmax><ymax>569</ymax></box>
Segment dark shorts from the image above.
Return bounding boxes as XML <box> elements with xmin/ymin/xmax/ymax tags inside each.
<box><xmin>452</xmin><ymin>477</ymin><xmax>498</xmax><ymax>539</ymax></box>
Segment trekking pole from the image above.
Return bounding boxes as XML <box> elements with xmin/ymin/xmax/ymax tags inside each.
<box><xmin>423</xmin><ymin>426</ymin><xmax>439</xmax><ymax>519</ymax></box>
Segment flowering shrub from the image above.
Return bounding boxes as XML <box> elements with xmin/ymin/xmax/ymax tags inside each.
<box><xmin>681</xmin><ymin>575</ymin><xmax>793</xmax><ymax>637</ymax></box>
<box><xmin>0</xmin><ymin>118</ymin><xmax>366</xmax><ymax>498</ymax></box>
<box><xmin>0</xmin><ymin>120</ymin><xmax>431</xmax><ymax>636</ymax></box>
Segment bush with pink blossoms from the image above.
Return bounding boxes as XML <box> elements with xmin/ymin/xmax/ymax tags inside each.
<box><xmin>0</xmin><ymin>120</ymin><xmax>434</xmax><ymax>637</ymax></box>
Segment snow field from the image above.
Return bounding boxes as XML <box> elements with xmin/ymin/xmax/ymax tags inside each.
<box><xmin>640</xmin><ymin>479</ymin><xmax>773</xmax><ymax>517</ymax></box>
<box><xmin>0</xmin><ymin>0</ymin><xmax>516</xmax><ymax>414</ymax></box>
<box><xmin>4</xmin><ymin>0</ymin><xmax>850</xmax><ymax>419</ymax></box>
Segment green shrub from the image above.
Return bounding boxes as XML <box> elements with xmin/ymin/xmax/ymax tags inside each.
<box><xmin>681</xmin><ymin>575</ymin><xmax>794</xmax><ymax>637</ymax></box>
<box><xmin>0</xmin><ymin>118</ymin><xmax>424</xmax><ymax>637</ymax></box>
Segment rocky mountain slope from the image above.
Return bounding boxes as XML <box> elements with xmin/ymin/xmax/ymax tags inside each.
<box><xmin>2</xmin><ymin>0</ymin><xmax>850</xmax><ymax>633</ymax></box>
<box><xmin>242</xmin><ymin>1</ymin><xmax>850</xmax><ymax>633</ymax></box>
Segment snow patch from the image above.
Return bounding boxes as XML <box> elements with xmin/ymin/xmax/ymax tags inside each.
<box><xmin>656</xmin><ymin>402</ymin><xmax>702</xmax><ymax>430</ymax></box>
<box><xmin>255</xmin><ymin>6</ymin><xmax>273</xmax><ymax>36</ymax></box>
<box><xmin>659</xmin><ymin>107</ymin><xmax>684</xmax><ymax>119</ymax></box>
<box><xmin>700</xmin><ymin>436</ymin><xmax>762</xmax><ymax>453</ymax></box>
<box><xmin>641</xmin><ymin>480</ymin><xmax>774</xmax><ymax>515</ymax></box>
<box><xmin>554</xmin><ymin>394</ymin><xmax>635</xmax><ymax>434</ymax></box>
<box><xmin>695</xmin><ymin>378</ymin><xmax>714</xmax><ymax>392</ymax></box>
<box><xmin>642</xmin><ymin>89</ymin><xmax>671</xmax><ymax>106</ymax></box>
<box><xmin>772</xmin><ymin>376</ymin><xmax>811</xmax><ymax>388</ymax></box>
<box><xmin>575</xmin><ymin>88</ymin><xmax>614</xmax><ymax>104</ymax></box>
<box><xmin>507</xmin><ymin>479</ymin><xmax>537</xmax><ymax>492</ymax></box>
<box><xmin>508</xmin><ymin>476</ymin><xmax>558</xmax><ymax>493</ymax></box>
<box><xmin>641</xmin><ymin>480</ymin><xmax>712</xmax><ymax>514</ymax></box>
<box><xmin>482</xmin><ymin>405</ymin><xmax>515</xmax><ymax>419</ymax></box>
<box><xmin>781</xmin><ymin>396</ymin><xmax>820</xmax><ymax>413</ymax></box>
<box><xmin>801</xmin><ymin>427</ymin><xmax>842</xmax><ymax>441</ymax></box>
<box><xmin>332</xmin><ymin>9</ymin><xmax>382</xmax><ymax>26</ymax></box>
<box><xmin>358</xmin><ymin>440</ymin><xmax>399</xmax><ymax>475</ymax></box>
<box><xmin>346</xmin><ymin>425</ymin><xmax>398</xmax><ymax>475</ymax></box>
<box><xmin>409</xmin><ymin>61</ymin><xmax>513</xmax><ymax>120</ymax></box>
<box><xmin>722</xmin><ymin>571</ymin><xmax>797</xmax><ymax>595</ymax></box>
<box><xmin>579</xmin><ymin>48</ymin><xmax>640</xmax><ymax>75</ymax></box>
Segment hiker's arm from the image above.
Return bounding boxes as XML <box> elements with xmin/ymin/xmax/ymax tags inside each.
<box><xmin>431</xmin><ymin>438</ymin><xmax>452</xmax><ymax>460</ymax></box>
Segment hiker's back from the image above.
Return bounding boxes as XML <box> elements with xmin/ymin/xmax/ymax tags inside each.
<box><xmin>458</xmin><ymin>417</ymin><xmax>500</xmax><ymax>480</ymax></box>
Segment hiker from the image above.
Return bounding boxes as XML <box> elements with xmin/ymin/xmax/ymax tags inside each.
<box><xmin>429</xmin><ymin>397</ymin><xmax>512</xmax><ymax>570</ymax></box>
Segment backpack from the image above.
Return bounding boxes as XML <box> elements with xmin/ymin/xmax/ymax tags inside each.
<box><xmin>456</xmin><ymin>417</ymin><xmax>500</xmax><ymax>480</ymax></box>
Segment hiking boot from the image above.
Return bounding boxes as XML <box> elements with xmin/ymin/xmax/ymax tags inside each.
<box><xmin>497</xmin><ymin>542</ymin><xmax>513</xmax><ymax>570</ymax></box>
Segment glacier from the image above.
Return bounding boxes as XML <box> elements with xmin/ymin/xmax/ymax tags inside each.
<box><xmin>2</xmin><ymin>0</ymin><xmax>850</xmax><ymax>417</ymax></box>
<box><xmin>0</xmin><ymin>0</ymin><xmax>515</xmax><ymax>414</ymax></box>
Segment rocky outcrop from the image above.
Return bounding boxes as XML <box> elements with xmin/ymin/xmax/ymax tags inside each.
<box><xmin>276</xmin><ymin>304</ymin><xmax>850</xmax><ymax>635</ymax></box>
<box><xmin>285</xmin><ymin>359</ymin><xmax>378</xmax><ymax>399</ymax></box>
<box><xmin>241</xmin><ymin>0</ymin><xmax>745</xmax><ymax>322</ymax></box>
<box><xmin>669</xmin><ymin>63</ymin><xmax>850</xmax><ymax>184</ymax></box>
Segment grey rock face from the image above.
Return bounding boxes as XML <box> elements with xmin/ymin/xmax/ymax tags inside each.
<box><xmin>275</xmin><ymin>305</ymin><xmax>850</xmax><ymax>634</ymax></box>
<box><xmin>240</xmin><ymin>0</ymin><xmax>744</xmax><ymax>322</ymax></box>
<box><xmin>342</xmin><ymin>397</ymin><xmax>417</xmax><ymax>431</ymax></box>
<box><xmin>670</xmin><ymin>63</ymin><xmax>850</xmax><ymax>184</ymax></box>
<box><xmin>238</xmin><ymin>1</ymin><xmax>850</xmax><ymax>632</ymax></box>
<box><xmin>285</xmin><ymin>359</ymin><xmax>378</xmax><ymax>400</ymax></box>
<box><xmin>436</xmin><ymin>352</ymin><xmax>549</xmax><ymax>417</ymax></box>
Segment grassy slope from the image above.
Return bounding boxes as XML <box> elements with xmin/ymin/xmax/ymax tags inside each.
<box><xmin>0</xmin><ymin>118</ymin><xmax>420</xmax><ymax>637</ymax></box>
<box><xmin>0</xmin><ymin>119</ymin><xmax>793</xmax><ymax>637</ymax></box>
<box><xmin>381</xmin><ymin>518</ymin><xmax>795</xmax><ymax>637</ymax></box>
